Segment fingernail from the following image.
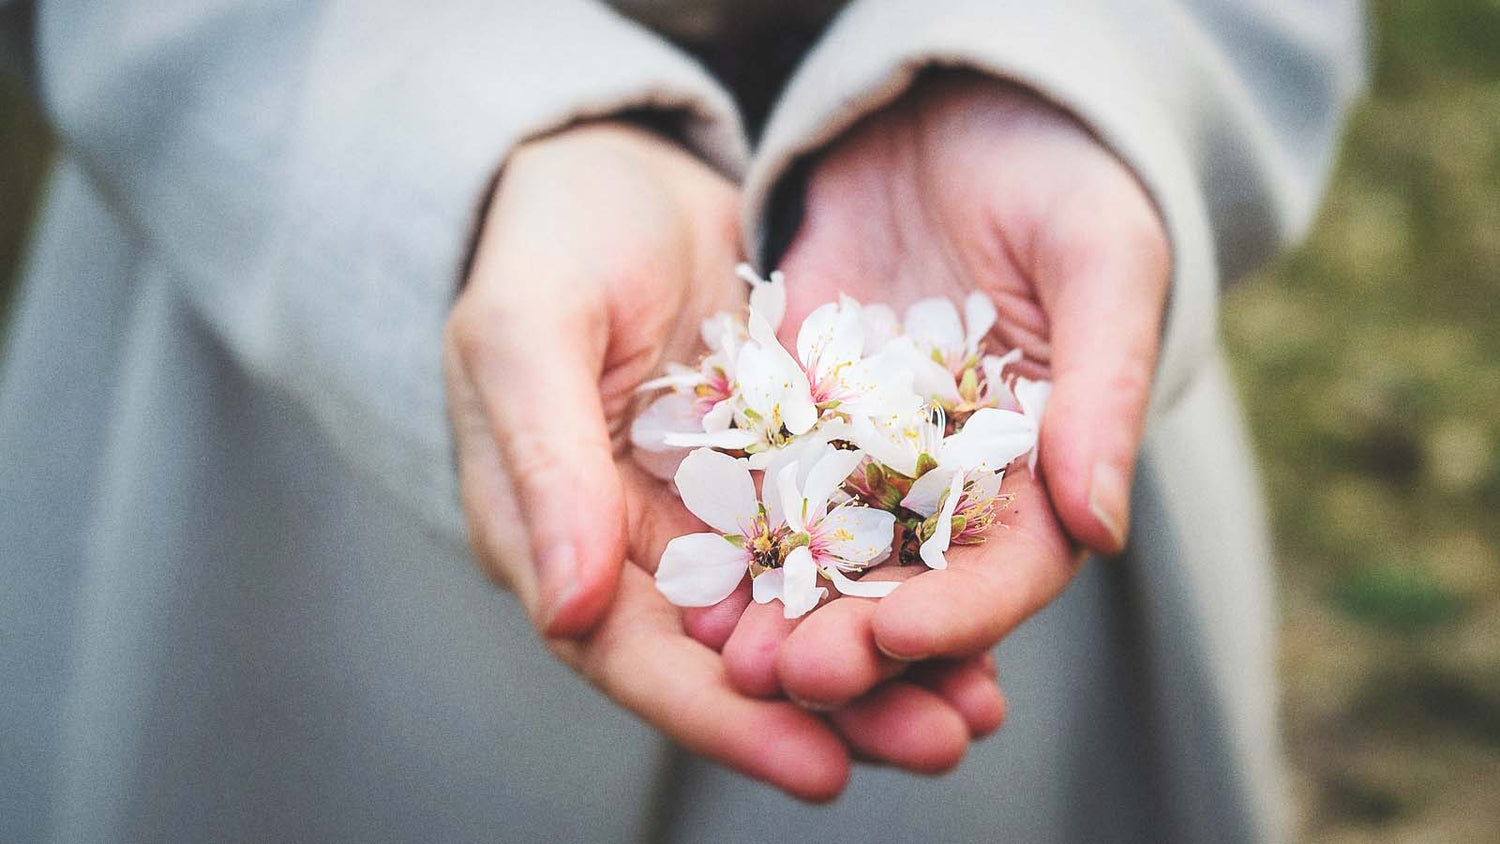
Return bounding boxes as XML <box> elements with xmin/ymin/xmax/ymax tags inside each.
<box><xmin>538</xmin><ymin>542</ymin><xmax>580</xmax><ymax>626</ymax></box>
<box><xmin>1088</xmin><ymin>461</ymin><xmax>1129</xmax><ymax>553</ymax></box>
<box><xmin>875</xmin><ymin>639</ymin><xmax>927</xmax><ymax>663</ymax></box>
<box><xmin>788</xmin><ymin>693</ymin><xmax>839</xmax><ymax>712</ymax></box>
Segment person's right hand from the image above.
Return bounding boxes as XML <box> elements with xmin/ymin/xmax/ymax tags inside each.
<box><xmin>442</xmin><ymin>122</ymin><xmax>1002</xmax><ymax>799</ymax></box>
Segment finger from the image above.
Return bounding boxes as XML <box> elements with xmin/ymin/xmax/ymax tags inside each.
<box><xmin>553</xmin><ymin>567</ymin><xmax>851</xmax><ymax>802</ymax></box>
<box><xmin>778</xmin><ymin>591</ymin><xmax>906</xmax><ymax>709</ymax></box>
<box><xmin>682</xmin><ymin>580</ymin><xmax>753</xmax><ymax>651</ymax></box>
<box><xmin>827</xmin><ymin>682</ymin><xmax>969</xmax><ymax>775</ymax></box>
<box><xmin>1033</xmin><ymin>197</ymin><xmax>1169</xmax><ymax>555</ymax></box>
<box><xmin>722</xmin><ymin>600</ymin><xmax>800</xmax><ymax>698</ymax></box>
<box><xmin>907</xmin><ymin>657</ymin><xmax>1007</xmax><ymax>738</ymax></box>
<box><xmin>872</xmin><ymin>474</ymin><xmax>1077</xmax><ymax>661</ymax></box>
<box><xmin>449</xmin><ymin>268</ymin><xmax>623</xmax><ymax>640</ymax></box>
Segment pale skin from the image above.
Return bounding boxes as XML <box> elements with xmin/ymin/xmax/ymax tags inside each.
<box><xmin>443</xmin><ymin>72</ymin><xmax>1169</xmax><ymax>800</ymax></box>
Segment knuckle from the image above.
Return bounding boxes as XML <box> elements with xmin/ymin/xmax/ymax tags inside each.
<box><xmin>1109</xmin><ymin>356</ymin><xmax>1156</xmax><ymax>401</ymax></box>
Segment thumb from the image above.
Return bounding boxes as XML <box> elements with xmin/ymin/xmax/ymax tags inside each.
<box><xmin>1034</xmin><ymin>216</ymin><xmax>1170</xmax><ymax>556</ymax></box>
<box><xmin>446</xmin><ymin>277</ymin><xmax>625</xmax><ymax>639</ymax></box>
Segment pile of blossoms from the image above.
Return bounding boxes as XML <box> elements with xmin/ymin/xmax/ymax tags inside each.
<box><xmin>632</xmin><ymin>266</ymin><xmax>1051</xmax><ymax>619</ymax></box>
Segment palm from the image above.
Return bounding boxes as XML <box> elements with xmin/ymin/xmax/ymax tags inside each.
<box><xmin>777</xmin><ymin>75</ymin><xmax>1150</xmax><ymax>361</ymax></box>
<box><xmin>712</xmin><ymin>74</ymin><xmax>1167</xmax><ymax>710</ymax></box>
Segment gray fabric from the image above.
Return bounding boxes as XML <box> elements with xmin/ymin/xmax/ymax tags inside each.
<box><xmin>3</xmin><ymin>163</ymin><xmax>667</xmax><ymax>844</ymax></box>
<box><xmin>0</xmin><ymin>2</ymin><xmax>1360</xmax><ymax>842</ymax></box>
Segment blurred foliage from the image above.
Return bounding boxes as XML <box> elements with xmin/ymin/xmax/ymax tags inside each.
<box><xmin>1</xmin><ymin>1</ymin><xmax>1497</xmax><ymax>841</ymax></box>
<box><xmin>1223</xmin><ymin>0</ymin><xmax>1500</xmax><ymax>840</ymax></box>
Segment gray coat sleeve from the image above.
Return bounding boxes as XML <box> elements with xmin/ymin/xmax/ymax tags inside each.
<box><xmin>745</xmin><ymin>0</ymin><xmax>1366</xmax><ymax>411</ymax></box>
<box><xmin>22</xmin><ymin>1</ymin><xmax>747</xmax><ymax>540</ymax></box>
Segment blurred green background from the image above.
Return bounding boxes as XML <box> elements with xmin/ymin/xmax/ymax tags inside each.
<box><xmin>1</xmin><ymin>2</ymin><xmax>1496</xmax><ymax>841</ymax></box>
<box><xmin>1224</xmin><ymin>2</ymin><xmax>1500</xmax><ymax>841</ymax></box>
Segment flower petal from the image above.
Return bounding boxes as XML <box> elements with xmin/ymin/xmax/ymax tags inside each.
<box><xmin>817</xmin><ymin>505</ymin><xmax>896</xmax><ymax>566</ymax></box>
<box><xmin>1012</xmin><ymin>377</ymin><xmax>1052</xmax><ymax>474</ymax></box>
<box><xmin>919</xmin><ymin>469</ymin><xmax>966</xmax><ymax>570</ymax></box>
<box><xmin>828</xmin><ymin>566</ymin><xmax>900</xmax><ymax>599</ymax></box>
<box><xmin>733</xmin><ymin>340</ymin><xmax>782</xmax><ymax>422</ymax></box>
<box><xmin>673</xmin><ymin>448</ymin><xmax>759</xmax><ymax>534</ymax></box>
<box><xmin>699</xmin><ymin>312</ymin><xmax>737</xmax><ymax>355</ymax></box>
<box><xmin>637</xmin><ymin>363</ymin><xmax>703</xmax><ymax>393</ymax></box>
<box><xmin>886</xmin><ymin>337</ymin><xmax>961</xmax><ymax>404</ymax></box>
<box><xmin>778</xmin><ymin>385</ymin><xmax>819</xmax><ymax>437</ymax></box>
<box><xmin>836</xmin><ymin>353</ymin><xmax>922</xmax><ymax>419</ymax></box>
<box><xmin>972</xmin><ymin>469</ymin><xmax>1005</xmax><ymax>500</ymax></box>
<box><xmin>941</xmin><ymin>407</ymin><xmax>1036</xmax><ymax>471</ymax></box>
<box><xmin>963</xmin><ymin>291</ymin><xmax>998</xmax><ymax>354</ymax></box>
<box><xmin>904</xmin><ymin>298</ymin><xmax>965</xmax><ymax>355</ymax></box>
<box><xmin>860</xmin><ymin>303</ymin><xmax>900</xmax><ymax>355</ymax></box>
<box><xmin>901</xmin><ymin>467</ymin><xmax>955</xmax><ymax>517</ymax></box>
<box><xmin>780</xmin><ymin>546</ymin><xmax>827</xmax><ymax>619</ymax></box>
<box><xmin>752</xmin><ymin>568</ymin><xmax>785</xmax><ymax>604</ymax></box>
<box><xmin>663</xmin><ymin>428</ymin><xmax>760</xmax><ymax>450</ymax></box>
<box><xmin>795</xmin><ymin>302</ymin><xmax>838</xmax><ymax>373</ymax></box>
<box><xmin>631</xmin><ymin>393</ymin><xmax>701</xmax><ymax>451</ymax></box>
<box><xmin>739</xmin><ymin>264</ymin><xmax>787</xmax><ymax>333</ymax></box>
<box><xmin>797</xmin><ymin>297</ymin><xmax>864</xmax><ymax>385</ymax></box>
<box><xmin>982</xmin><ymin>349</ymin><xmax>1024</xmax><ymax>408</ymax></box>
<box><xmin>850</xmin><ymin>412</ymin><xmax>920</xmax><ymax>479</ymax></box>
<box><xmin>743</xmin><ymin>314</ymin><xmax>819</xmax><ymax>435</ymax></box>
<box><xmin>1013</xmin><ymin>376</ymin><xmax>1052</xmax><ymax>422</ymax></box>
<box><xmin>803</xmin><ymin>447</ymin><xmax>864</xmax><ymax>517</ymax></box>
<box><xmin>655</xmin><ymin>533</ymin><xmax>750</xmax><ymax>607</ymax></box>
<box><xmin>761</xmin><ymin>434</ymin><xmax>831</xmax><ymax>527</ymax></box>
<box><xmin>701</xmin><ymin>399</ymin><xmax>734</xmax><ymax>432</ymax></box>
<box><xmin>776</xmin><ymin>461</ymin><xmax>805</xmax><ymax>532</ymax></box>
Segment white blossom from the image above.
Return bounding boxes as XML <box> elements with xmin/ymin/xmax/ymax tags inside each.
<box><xmin>648</xmin><ymin>267</ymin><xmax>1054</xmax><ymax>611</ymax></box>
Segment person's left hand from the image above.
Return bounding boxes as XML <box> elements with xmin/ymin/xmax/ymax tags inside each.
<box><xmin>710</xmin><ymin>71</ymin><xmax>1171</xmax><ymax>710</ymax></box>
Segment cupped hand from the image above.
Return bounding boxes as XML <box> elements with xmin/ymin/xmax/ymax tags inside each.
<box><xmin>445</xmin><ymin>122</ymin><xmax>849</xmax><ymax>799</ymax></box>
<box><xmin>718</xmin><ymin>72</ymin><xmax>1170</xmax><ymax>711</ymax></box>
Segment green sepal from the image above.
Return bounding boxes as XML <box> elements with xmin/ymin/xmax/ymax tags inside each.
<box><xmin>959</xmin><ymin>367</ymin><xmax>980</xmax><ymax>401</ymax></box>
<box><xmin>915</xmin><ymin>452</ymin><xmax>939</xmax><ymax>477</ymax></box>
